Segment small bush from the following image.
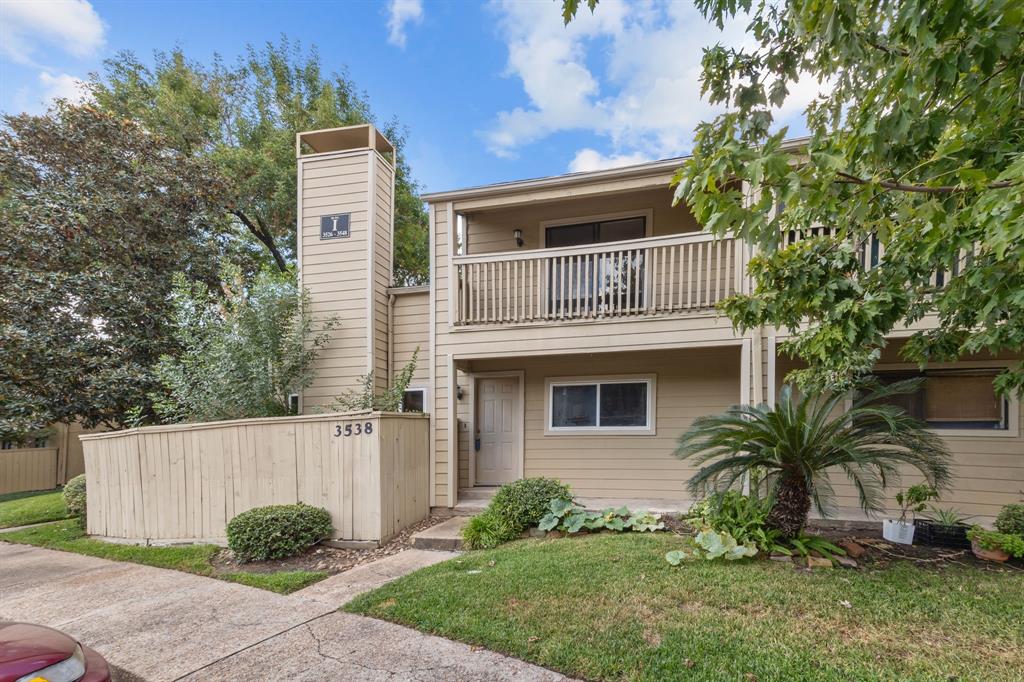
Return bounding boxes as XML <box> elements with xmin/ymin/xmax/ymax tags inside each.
<box><xmin>63</xmin><ymin>474</ymin><xmax>87</xmax><ymax>522</ymax></box>
<box><xmin>686</xmin><ymin>490</ymin><xmax>785</xmax><ymax>553</ymax></box>
<box><xmin>995</xmin><ymin>504</ymin><xmax>1024</xmax><ymax>535</ymax></box>
<box><xmin>226</xmin><ymin>503</ymin><xmax>332</xmax><ymax>562</ymax></box>
<box><xmin>490</xmin><ymin>477</ymin><xmax>572</xmax><ymax>531</ymax></box>
<box><xmin>462</xmin><ymin>508</ymin><xmax>519</xmax><ymax>550</ymax></box>
<box><xmin>967</xmin><ymin>525</ymin><xmax>1024</xmax><ymax>558</ymax></box>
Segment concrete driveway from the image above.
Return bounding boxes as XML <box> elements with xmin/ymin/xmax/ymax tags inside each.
<box><xmin>0</xmin><ymin>542</ymin><xmax>569</xmax><ymax>681</ymax></box>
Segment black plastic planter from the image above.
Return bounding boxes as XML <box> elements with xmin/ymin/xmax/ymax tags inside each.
<box><xmin>913</xmin><ymin>520</ymin><xmax>971</xmax><ymax>549</ymax></box>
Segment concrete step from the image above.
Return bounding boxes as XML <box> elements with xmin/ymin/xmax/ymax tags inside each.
<box><xmin>451</xmin><ymin>498</ymin><xmax>489</xmax><ymax>516</ymax></box>
<box><xmin>458</xmin><ymin>487</ymin><xmax>498</xmax><ymax>501</ymax></box>
<box><xmin>410</xmin><ymin>516</ymin><xmax>467</xmax><ymax>551</ymax></box>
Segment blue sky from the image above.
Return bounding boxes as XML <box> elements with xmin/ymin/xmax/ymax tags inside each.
<box><xmin>0</xmin><ymin>0</ymin><xmax>817</xmax><ymax>194</ymax></box>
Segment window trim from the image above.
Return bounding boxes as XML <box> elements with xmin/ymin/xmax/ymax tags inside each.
<box><xmin>544</xmin><ymin>374</ymin><xmax>656</xmax><ymax>436</ymax></box>
<box><xmin>540</xmin><ymin>209</ymin><xmax>654</xmax><ymax>248</ymax></box>
<box><xmin>871</xmin><ymin>362</ymin><xmax>1019</xmax><ymax>438</ymax></box>
<box><xmin>399</xmin><ymin>386</ymin><xmax>429</xmax><ymax>414</ymax></box>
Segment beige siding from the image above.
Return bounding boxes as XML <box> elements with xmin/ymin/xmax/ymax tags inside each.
<box><xmin>301</xmin><ymin>152</ymin><xmax>371</xmax><ymax>410</ymax></box>
<box><xmin>372</xmin><ymin>155</ymin><xmax>395</xmax><ymax>388</ymax></box>
<box><xmin>774</xmin><ymin>344</ymin><xmax>1024</xmax><ymax>524</ymax></box>
<box><xmin>465</xmin><ymin>187</ymin><xmax>701</xmax><ymax>255</ymax></box>
<box><xmin>81</xmin><ymin>413</ymin><xmax>429</xmax><ymax>544</ymax></box>
<box><xmin>300</xmin><ymin>150</ymin><xmax>395</xmax><ymax>411</ymax></box>
<box><xmin>462</xmin><ymin>347</ymin><xmax>742</xmax><ymax>499</ymax></box>
<box><xmin>392</xmin><ymin>290</ymin><xmax>429</xmax><ymax>386</ymax></box>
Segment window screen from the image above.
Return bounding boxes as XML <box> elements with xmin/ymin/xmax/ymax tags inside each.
<box><xmin>551</xmin><ymin>385</ymin><xmax>598</xmax><ymax>427</ymax></box>
<box><xmin>549</xmin><ymin>380</ymin><xmax>651</xmax><ymax>430</ymax></box>
<box><xmin>401</xmin><ymin>389</ymin><xmax>425</xmax><ymax>413</ymax></box>
<box><xmin>870</xmin><ymin>370</ymin><xmax>1006</xmax><ymax>430</ymax></box>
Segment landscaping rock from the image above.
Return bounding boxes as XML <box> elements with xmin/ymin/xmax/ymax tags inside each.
<box><xmin>528</xmin><ymin>527</ymin><xmax>547</xmax><ymax>538</ymax></box>
<box><xmin>769</xmin><ymin>553</ymin><xmax>792</xmax><ymax>563</ymax></box>
<box><xmin>835</xmin><ymin>556</ymin><xmax>858</xmax><ymax>569</ymax></box>
<box><xmin>839</xmin><ymin>540</ymin><xmax>866</xmax><ymax>558</ymax></box>
<box><xmin>806</xmin><ymin>556</ymin><xmax>833</xmax><ymax>569</ymax></box>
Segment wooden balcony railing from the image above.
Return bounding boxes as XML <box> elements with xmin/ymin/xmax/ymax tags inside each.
<box><xmin>452</xmin><ymin>232</ymin><xmax>743</xmax><ymax>326</ymax></box>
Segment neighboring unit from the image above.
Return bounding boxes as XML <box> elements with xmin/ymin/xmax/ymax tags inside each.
<box><xmin>298</xmin><ymin>124</ymin><xmax>1023</xmax><ymax>525</ymax></box>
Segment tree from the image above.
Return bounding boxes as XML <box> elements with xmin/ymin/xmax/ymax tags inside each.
<box><xmin>90</xmin><ymin>38</ymin><xmax>430</xmax><ymax>283</ymax></box>
<box><xmin>0</xmin><ymin>104</ymin><xmax>226</xmax><ymax>440</ymax></box>
<box><xmin>565</xmin><ymin>0</ymin><xmax>1024</xmax><ymax>394</ymax></box>
<box><xmin>673</xmin><ymin>382</ymin><xmax>953</xmax><ymax>537</ymax></box>
<box><xmin>151</xmin><ymin>264</ymin><xmax>335</xmax><ymax>423</ymax></box>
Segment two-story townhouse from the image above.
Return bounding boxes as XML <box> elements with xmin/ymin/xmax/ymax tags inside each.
<box><xmin>297</xmin><ymin>124</ymin><xmax>1023</xmax><ymax>525</ymax></box>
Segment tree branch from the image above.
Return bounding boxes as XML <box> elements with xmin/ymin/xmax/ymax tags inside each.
<box><xmin>232</xmin><ymin>209</ymin><xmax>288</xmax><ymax>272</ymax></box>
<box><xmin>833</xmin><ymin>171</ymin><xmax>1017</xmax><ymax>194</ymax></box>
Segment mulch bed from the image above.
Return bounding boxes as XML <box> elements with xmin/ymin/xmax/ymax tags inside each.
<box><xmin>211</xmin><ymin>514</ymin><xmax>447</xmax><ymax>576</ymax></box>
<box><xmin>661</xmin><ymin>514</ymin><xmax>1022</xmax><ymax>572</ymax></box>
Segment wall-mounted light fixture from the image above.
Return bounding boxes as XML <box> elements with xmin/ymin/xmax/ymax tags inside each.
<box><xmin>513</xmin><ymin>228</ymin><xmax>524</xmax><ymax>248</ymax></box>
<box><xmin>456</xmin><ymin>385</ymin><xmax>464</xmax><ymax>400</ymax></box>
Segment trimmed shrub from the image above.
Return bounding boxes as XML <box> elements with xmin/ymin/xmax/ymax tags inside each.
<box><xmin>63</xmin><ymin>474</ymin><xmax>87</xmax><ymax>523</ymax></box>
<box><xmin>995</xmin><ymin>503</ymin><xmax>1024</xmax><ymax>535</ymax></box>
<box><xmin>462</xmin><ymin>508</ymin><xmax>519</xmax><ymax>550</ymax></box>
<box><xmin>226</xmin><ymin>503</ymin><xmax>333</xmax><ymax>563</ymax></box>
<box><xmin>490</xmin><ymin>477</ymin><xmax>572</xmax><ymax>531</ymax></box>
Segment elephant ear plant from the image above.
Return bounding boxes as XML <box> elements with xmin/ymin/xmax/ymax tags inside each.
<box><xmin>673</xmin><ymin>380</ymin><xmax>953</xmax><ymax>538</ymax></box>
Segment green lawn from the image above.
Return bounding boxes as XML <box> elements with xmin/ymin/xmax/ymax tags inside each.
<box><xmin>1</xmin><ymin>520</ymin><xmax>325</xmax><ymax>594</ymax></box>
<box><xmin>0</xmin><ymin>489</ymin><xmax>70</xmax><ymax>528</ymax></box>
<box><xmin>346</xmin><ymin>533</ymin><xmax>1024</xmax><ymax>681</ymax></box>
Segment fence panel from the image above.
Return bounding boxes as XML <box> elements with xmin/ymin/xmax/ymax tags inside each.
<box><xmin>80</xmin><ymin>413</ymin><xmax>429</xmax><ymax>545</ymax></box>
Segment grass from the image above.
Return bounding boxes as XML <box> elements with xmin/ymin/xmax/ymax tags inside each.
<box><xmin>346</xmin><ymin>533</ymin><xmax>1024</xmax><ymax>681</ymax></box>
<box><xmin>0</xmin><ymin>489</ymin><xmax>71</xmax><ymax>528</ymax></box>
<box><xmin>1</xmin><ymin>520</ymin><xmax>326</xmax><ymax>594</ymax></box>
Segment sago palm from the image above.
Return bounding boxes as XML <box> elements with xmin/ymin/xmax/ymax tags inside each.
<box><xmin>674</xmin><ymin>381</ymin><xmax>953</xmax><ymax>537</ymax></box>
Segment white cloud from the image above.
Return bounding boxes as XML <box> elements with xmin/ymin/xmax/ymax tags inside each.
<box><xmin>568</xmin><ymin>148</ymin><xmax>652</xmax><ymax>173</ymax></box>
<box><xmin>485</xmin><ymin>0</ymin><xmax>824</xmax><ymax>163</ymax></box>
<box><xmin>1</xmin><ymin>0</ymin><xmax>105</xmax><ymax>65</ymax></box>
<box><xmin>386</xmin><ymin>0</ymin><xmax>423</xmax><ymax>48</ymax></box>
<box><xmin>39</xmin><ymin>71</ymin><xmax>88</xmax><ymax>103</ymax></box>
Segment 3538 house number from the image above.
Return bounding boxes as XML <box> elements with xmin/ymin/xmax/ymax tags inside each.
<box><xmin>335</xmin><ymin>422</ymin><xmax>373</xmax><ymax>437</ymax></box>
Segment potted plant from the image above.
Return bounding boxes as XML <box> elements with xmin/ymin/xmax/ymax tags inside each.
<box><xmin>914</xmin><ymin>506</ymin><xmax>973</xmax><ymax>549</ymax></box>
<box><xmin>883</xmin><ymin>484</ymin><xmax>938</xmax><ymax>545</ymax></box>
<box><xmin>966</xmin><ymin>526</ymin><xmax>1024</xmax><ymax>563</ymax></box>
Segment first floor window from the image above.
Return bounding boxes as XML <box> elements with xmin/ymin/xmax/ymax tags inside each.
<box><xmin>871</xmin><ymin>369</ymin><xmax>1008</xmax><ymax>430</ymax></box>
<box><xmin>401</xmin><ymin>388</ymin><xmax>426</xmax><ymax>413</ymax></box>
<box><xmin>548</xmin><ymin>377</ymin><xmax>653</xmax><ymax>433</ymax></box>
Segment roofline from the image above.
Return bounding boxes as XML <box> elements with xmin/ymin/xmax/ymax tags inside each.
<box><xmin>420</xmin><ymin>136</ymin><xmax>811</xmax><ymax>204</ymax></box>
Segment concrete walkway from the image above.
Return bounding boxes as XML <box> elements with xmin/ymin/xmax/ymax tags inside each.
<box><xmin>0</xmin><ymin>542</ymin><xmax>569</xmax><ymax>681</ymax></box>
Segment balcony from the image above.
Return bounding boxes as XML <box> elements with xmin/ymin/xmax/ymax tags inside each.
<box><xmin>452</xmin><ymin>232</ymin><xmax>742</xmax><ymax>327</ymax></box>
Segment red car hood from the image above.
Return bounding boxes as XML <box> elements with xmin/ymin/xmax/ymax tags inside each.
<box><xmin>0</xmin><ymin>621</ymin><xmax>77</xmax><ymax>682</ymax></box>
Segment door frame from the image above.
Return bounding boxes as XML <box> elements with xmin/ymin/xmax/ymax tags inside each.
<box><xmin>469</xmin><ymin>370</ymin><xmax>525</xmax><ymax>488</ymax></box>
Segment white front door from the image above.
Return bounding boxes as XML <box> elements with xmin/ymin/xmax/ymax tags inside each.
<box><xmin>475</xmin><ymin>376</ymin><xmax>520</xmax><ymax>485</ymax></box>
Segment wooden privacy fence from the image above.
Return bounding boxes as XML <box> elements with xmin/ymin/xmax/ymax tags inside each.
<box><xmin>80</xmin><ymin>412</ymin><xmax>429</xmax><ymax>545</ymax></box>
<box><xmin>0</xmin><ymin>448</ymin><xmax>59</xmax><ymax>495</ymax></box>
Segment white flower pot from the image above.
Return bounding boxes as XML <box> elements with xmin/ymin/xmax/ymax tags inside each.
<box><xmin>882</xmin><ymin>519</ymin><xmax>915</xmax><ymax>545</ymax></box>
